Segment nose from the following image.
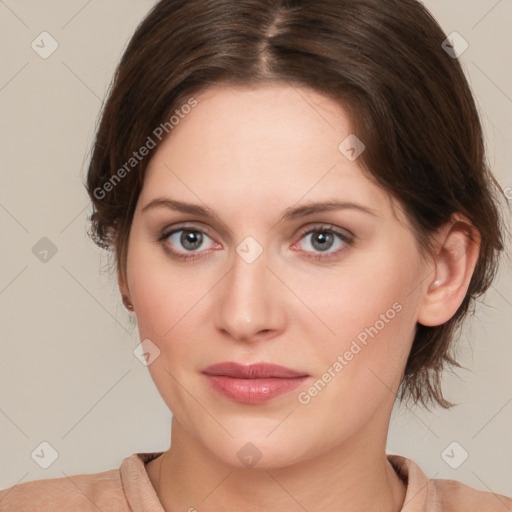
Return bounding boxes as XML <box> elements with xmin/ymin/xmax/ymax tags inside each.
<box><xmin>214</xmin><ymin>246</ymin><xmax>287</xmax><ymax>344</ymax></box>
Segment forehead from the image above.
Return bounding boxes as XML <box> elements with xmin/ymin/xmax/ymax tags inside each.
<box><xmin>140</xmin><ymin>83</ymin><xmax>397</xmax><ymax>217</ymax></box>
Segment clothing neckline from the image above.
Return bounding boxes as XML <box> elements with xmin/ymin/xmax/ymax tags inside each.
<box><xmin>120</xmin><ymin>451</ymin><xmax>430</xmax><ymax>512</ymax></box>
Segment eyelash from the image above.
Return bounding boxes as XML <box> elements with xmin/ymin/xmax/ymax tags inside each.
<box><xmin>294</xmin><ymin>224</ymin><xmax>355</xmax><ymax>260</ymax></box>
<box><xmin>157</xmin><ymin>224</ymin><xmax>355</xmax><ymax>262</ymax></box>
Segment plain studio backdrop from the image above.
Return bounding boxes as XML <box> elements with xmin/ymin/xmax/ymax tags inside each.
<box><xmin>0</xmin><ymin>0</ymin><xmax>511</xmax><ymax>497</ymax></box>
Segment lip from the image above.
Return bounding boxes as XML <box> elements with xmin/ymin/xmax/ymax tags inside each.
<box><xmin>202</xmin><ymin>362</ymin><xmax>308</xmax><ymax>379</ymax></box>
<box><xmin>202</xmin><ymin>362</ymin><xmax>309</xmax><ymax>404</ymax></box>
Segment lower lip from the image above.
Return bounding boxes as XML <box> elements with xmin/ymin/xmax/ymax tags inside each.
<box><xmin>204</xmin><ymin>375</ymin><xmax>308</xmax><ymax>404</ymax></box>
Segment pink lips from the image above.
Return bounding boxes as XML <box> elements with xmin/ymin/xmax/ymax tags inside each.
<box><xmin>202</xmin><ymin>362</ymin><xmax>309</xmax><ymax>404</ymax></box>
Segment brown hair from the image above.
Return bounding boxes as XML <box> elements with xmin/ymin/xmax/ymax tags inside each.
<box><xmin>86</xmin><ymin>0</ymin><xmax>509</xmax><ymax>409</ymax></box>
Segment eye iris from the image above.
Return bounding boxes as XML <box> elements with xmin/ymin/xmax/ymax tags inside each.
<box><xmin>181</xmin><ymin>230</ymin><xmax>203</xmax><ymax>250</ymax></box>
<box><xmin>311</xmin><ymin>231</ymin><xmax>333</xmax><ymax>251</ymax></box>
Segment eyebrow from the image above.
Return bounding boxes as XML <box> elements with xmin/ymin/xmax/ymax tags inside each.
<box><xmin>281</xmin><ymin>200</ymin><xmax>378</xmax><ymax>220</ymax></box>
<box><xmin>141</xmin><ymin>198</ymin><xmax>378</xmax><ymax>221</ymax></box>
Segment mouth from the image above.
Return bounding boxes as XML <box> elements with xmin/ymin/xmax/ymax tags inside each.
<box><xmin>201</xmin><ymin>362</ymin><xmax>310</xmax><ymax>404</ymax></box>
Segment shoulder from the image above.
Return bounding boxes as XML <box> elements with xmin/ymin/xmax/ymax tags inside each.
<box><xmin>0</xmin><ymin>467</ymin><xmax>126</xmax><ymax>512</ymax></box>
<box><xmin>388</xmin><ymin>453</ymin><xmax>512</xmax><ymax>512</ymax></box>
<box><xmin>432</xmin><ymin>477</ymin><xmax>512</xmax><ymax>512</ymax></box>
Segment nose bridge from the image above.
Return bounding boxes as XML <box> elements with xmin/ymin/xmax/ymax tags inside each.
<box><xmin>214</xmin><ymin>243</ymin><xmax>284</xmax><ymax>341</ymax></box>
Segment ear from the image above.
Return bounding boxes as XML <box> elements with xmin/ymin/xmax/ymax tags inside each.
<box><xmin>417</xmin><ymin>215</ymin><xmax>480</xmax><ymax>327</ymax></box>
<box><xmin>118</xmin><ymin>266</ymin><xmax>133</xmax><ymax>312</ymax></box>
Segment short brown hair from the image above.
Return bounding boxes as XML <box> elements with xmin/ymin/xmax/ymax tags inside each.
<box><xmin>86</xmin><ymin>0</ymin><xmax>509</xmax><ymax>409</ymax></box>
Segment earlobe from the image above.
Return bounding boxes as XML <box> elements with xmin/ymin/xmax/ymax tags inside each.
<box><xmin>417</xmin><ymin>216</ymin><xmax>480</xmax><ymax>327</ymax></box>
<box><xmin>122</xmin><ymin>296</ymin><xmax>134</xmax><ymax>311</ymax></box>
<box><xmin>118</xmin><ymin>269</ymin><xmax>134</xmax><ymax>312</ymax></box>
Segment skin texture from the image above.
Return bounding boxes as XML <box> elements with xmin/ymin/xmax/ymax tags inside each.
<box><xmin>119</xmin><ymin>84</ymin><xmax>480</xmax><ymax>511</ymax></box>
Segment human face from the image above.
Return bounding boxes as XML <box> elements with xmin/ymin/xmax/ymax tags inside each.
<box><xmin>123</xmin><ymin>84</ymin><xmax>428</xmax><ymax>468</ymax></box>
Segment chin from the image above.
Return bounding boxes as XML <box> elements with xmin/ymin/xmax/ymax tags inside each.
<box><xmin>197</xmin><ymin>430</ymin><xmax>318</xmax><ymax>471</ymax></box>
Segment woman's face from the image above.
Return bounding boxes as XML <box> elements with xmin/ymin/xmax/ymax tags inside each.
<box><xmin>123</xmin><ymin>84</ymin><xmax>432</xmax><ymax>468</ymax></box>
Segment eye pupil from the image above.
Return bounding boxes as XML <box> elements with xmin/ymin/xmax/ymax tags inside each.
<box><xmin>181</xmin><ymin>230</ymin><xmax>203</xmax><ymax>250</ymax></box>
<box><xmin>312</xmin><ymin>231</ymin><xmax>334</xmax><ymax>251</ymax></box>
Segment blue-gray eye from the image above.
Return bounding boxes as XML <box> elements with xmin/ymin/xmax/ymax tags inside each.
<box><xmin>299</xmin><ymin>229</ymin><xmax>346</xmax><ymax>253</ymax></box>
<box><xmin>166</xmin><ymin>229</ymin><xmax>214</xmax><ymax>252</ymax></box>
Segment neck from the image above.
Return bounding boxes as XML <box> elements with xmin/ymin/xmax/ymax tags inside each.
<box><xmin>150</xmin><ymin>418</ymin><xmax>406</xmax><ymax>512</ymax></box>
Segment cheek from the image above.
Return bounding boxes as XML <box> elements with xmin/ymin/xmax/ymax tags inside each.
<box><xmin>297</xmin><ymin>253</ymin><xmax>417</xmax><ymax>335</ymax></box>
<box><xmin>288</xmin><ymin>269</ymin><xmax>419</xmax><ymax>447</ymax></box>
<box><xmin>291</xmin><ymin>245</ymin><xmax>422</xmax><ymax>389</ymax></box>
<box><xmin>126</xmin><ymin>233</ymin><xmax>206</xmax><ymax>340</ymax></box>
<box><xmin>126</xmin><ymin>247</ymin><xmax>209</xmax><ymax>413</ymax></box>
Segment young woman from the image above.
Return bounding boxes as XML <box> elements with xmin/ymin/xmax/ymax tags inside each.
<box><xmin>1</xmin><ymin>0</ymin><xmax>510</xmax><ymax>510</ymax></box>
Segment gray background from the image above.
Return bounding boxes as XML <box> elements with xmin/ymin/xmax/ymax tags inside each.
<box><xmin>1</xmin><ymin>0</ymin><xmax>511</xmax><ymax>498</ymax></box>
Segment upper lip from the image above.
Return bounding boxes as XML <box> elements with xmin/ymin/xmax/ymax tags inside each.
<box><xmin>202</xmin><ymin>362</ymin><xmax>308</xmax><ymax>379</ymax></box>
